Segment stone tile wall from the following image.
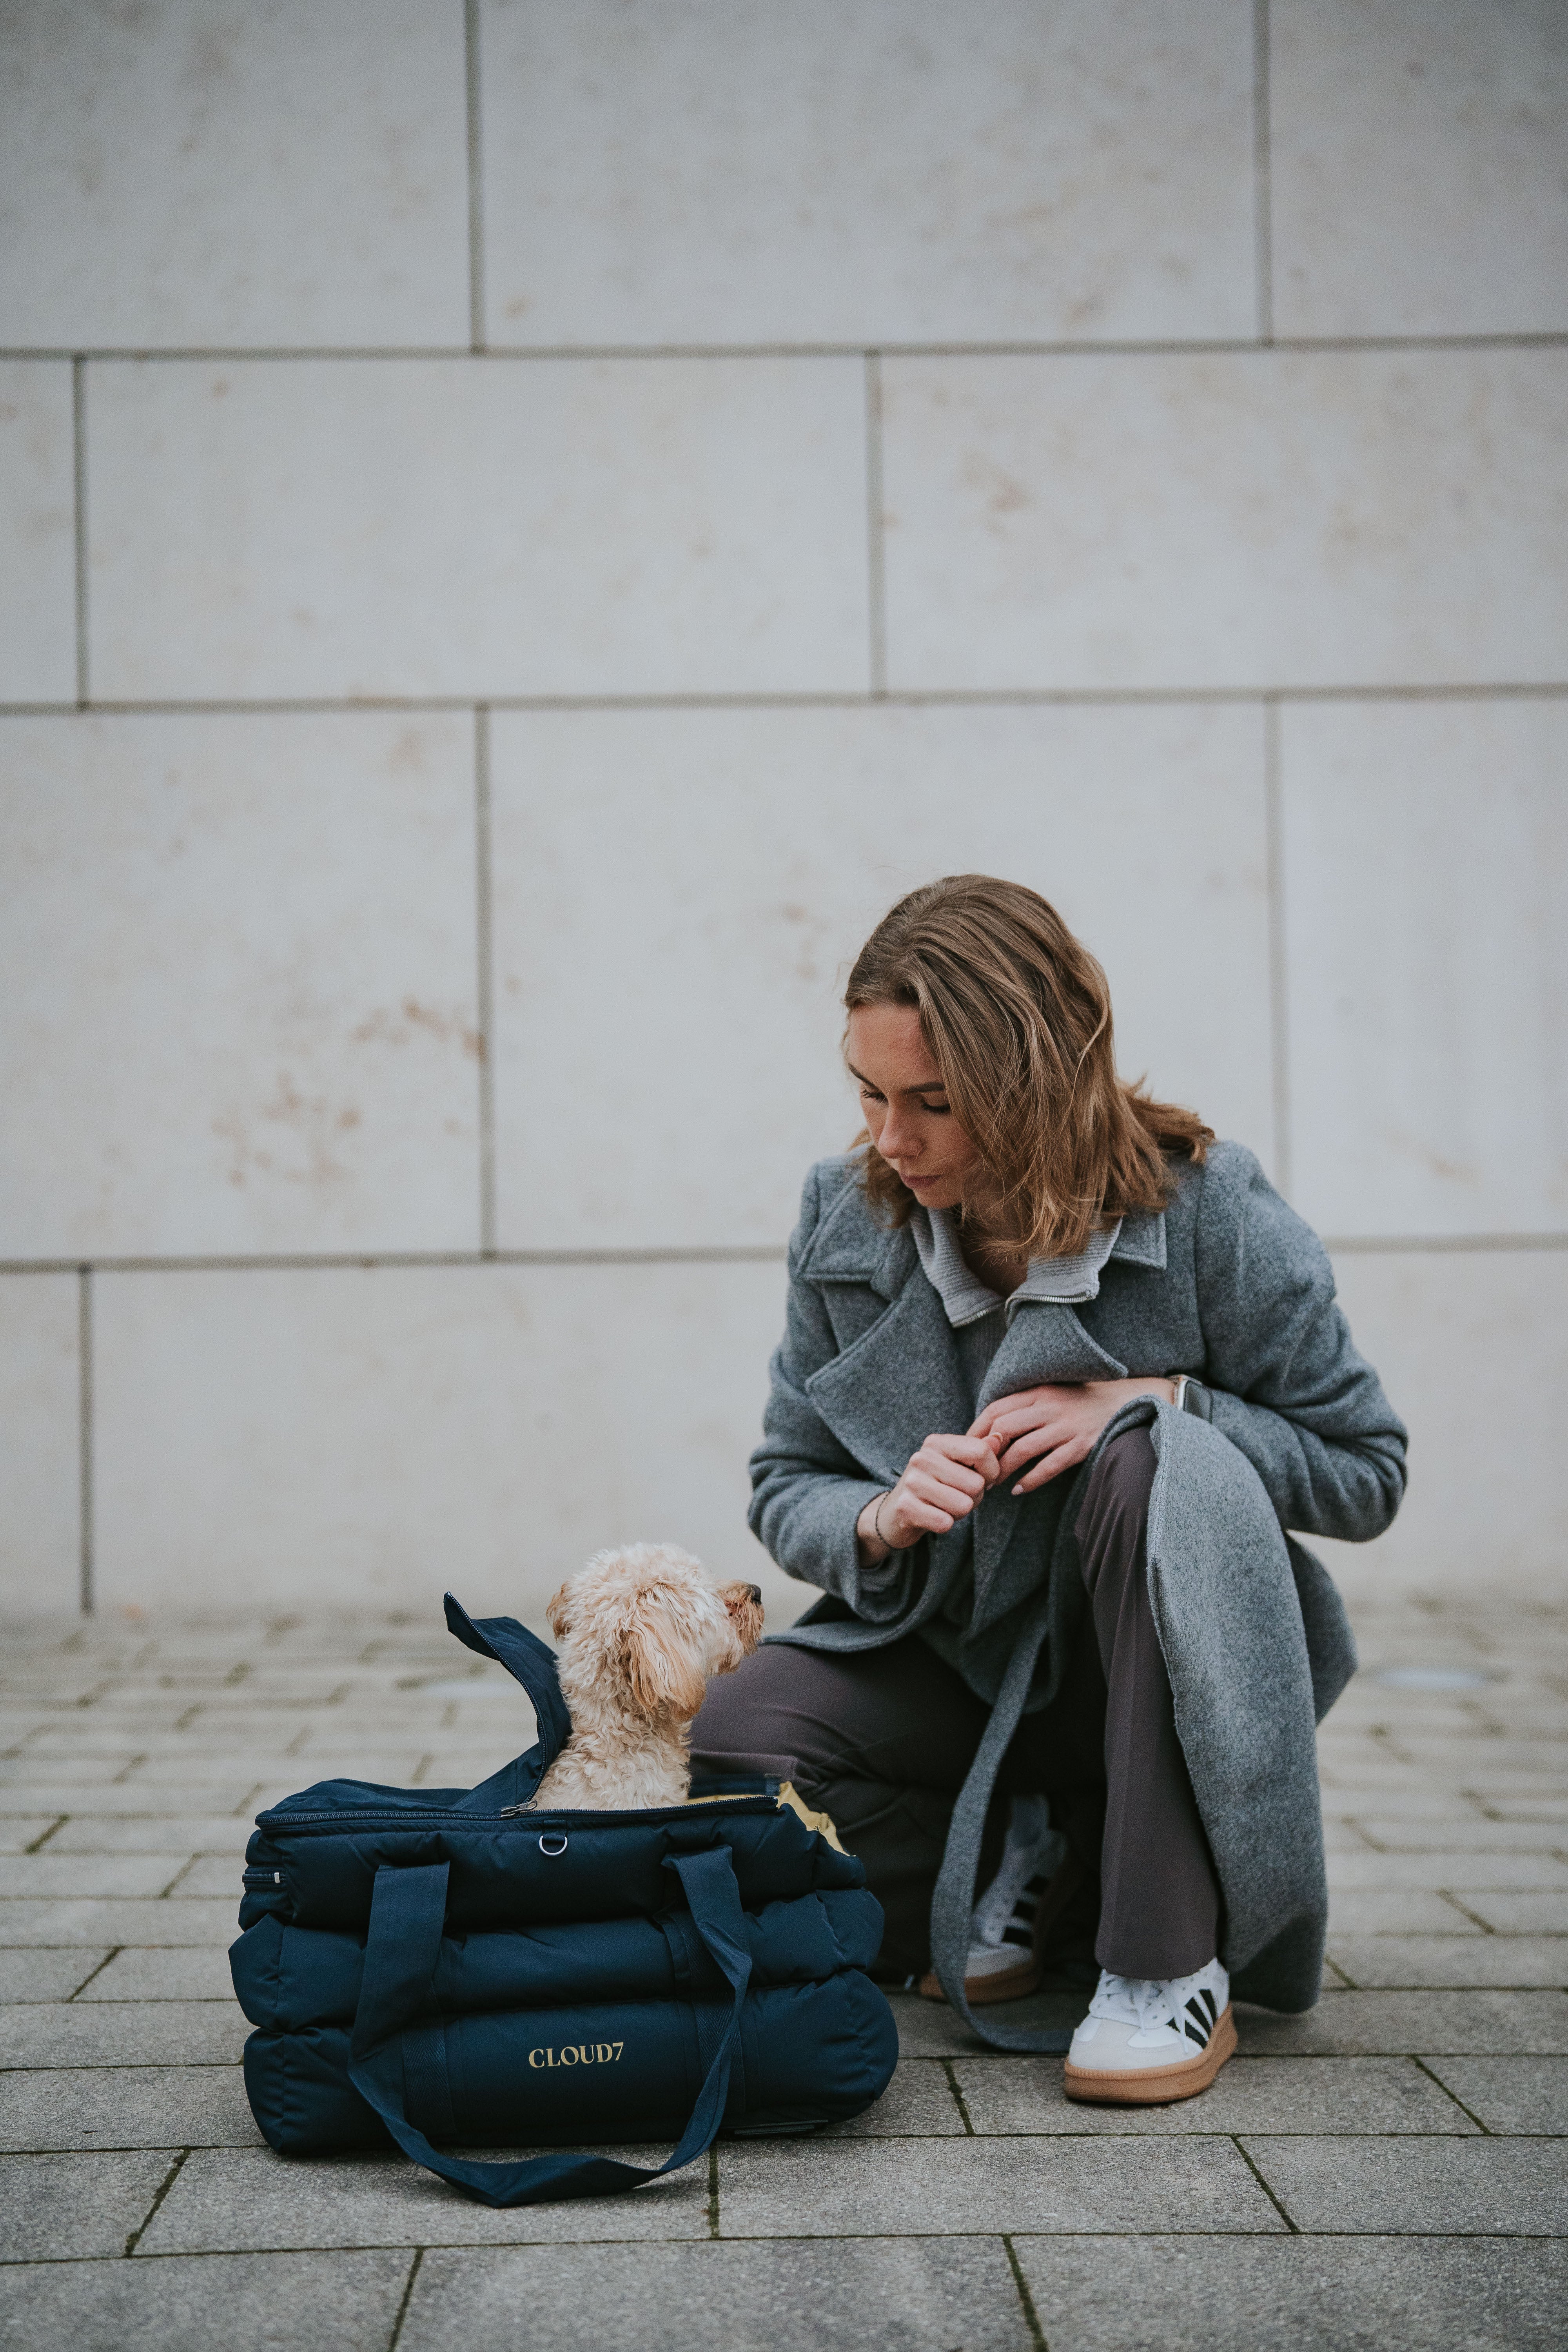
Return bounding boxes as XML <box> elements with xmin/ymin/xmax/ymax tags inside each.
<box><xmin>1</xmin><ymin>0</ymin><xmax>1564</xmax><ymax>1615</ymax></box>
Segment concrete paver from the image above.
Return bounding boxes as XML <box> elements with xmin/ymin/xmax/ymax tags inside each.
<box><xmin>1011</xmin><ymin>2237</ymin><xmax>1568</xmax><ymax>2351</ymax></box>
<box><xmin>1245</xmin><ymin>2135</ymin><xmax>1568</xmax><ymax>2233</ymax></box>
<box><xmin>0</xmin><ymin>1592</ymin><xmax>1562</xmax><ymax>2349</ymax></box>
<box><xmin>398</xmin><ymin>2240</ymin><xmax>1035</xmax><ymax>2352</ymax></box>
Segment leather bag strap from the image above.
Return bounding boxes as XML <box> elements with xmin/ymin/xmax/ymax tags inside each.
<box><xmin>347</xmin><ymin>1846</ymin><xmax>753</xmax><ymax>2208</ymax></box>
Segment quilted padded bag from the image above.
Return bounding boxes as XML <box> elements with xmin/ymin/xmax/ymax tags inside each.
<box><xmin>230</xmin><ymin>1595</ymin><xmax>898</xmax><ymax>2207</ymax></box>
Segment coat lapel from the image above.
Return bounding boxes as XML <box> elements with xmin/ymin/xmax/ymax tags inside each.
<box><xmin>803</xmin><ymin>1266</ymin><xmax>972</xmax><ymax>1488</ymax></box>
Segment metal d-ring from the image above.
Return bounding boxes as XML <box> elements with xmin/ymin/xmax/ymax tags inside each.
<box><xmin>538</xmin><ymin>1832</ymin><xmax>568</xmax><ymax>1857</ymax></box>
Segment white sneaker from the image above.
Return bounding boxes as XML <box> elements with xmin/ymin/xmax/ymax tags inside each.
<box><xmin>919</xmin><ymin>1794</ymin><xmax>1067</xmax><ymax>2005</ymax></box>
<box><xmin>1063</xmin><ymin>1958</ymin><xmax>1235</xmax><ymax>2105</ymax></box>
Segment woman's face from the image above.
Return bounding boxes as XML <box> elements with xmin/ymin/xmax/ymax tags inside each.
<box><xmin>846</xmin><ymin>1003</ymin><xmax>982</xmax><ymax>1210</ymax></box>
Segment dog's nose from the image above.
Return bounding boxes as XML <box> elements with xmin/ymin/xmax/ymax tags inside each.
<box><xmin>746</xmin><ymin>1584</ymin><xmax>762</xmax><ymax>1605</ymax></box>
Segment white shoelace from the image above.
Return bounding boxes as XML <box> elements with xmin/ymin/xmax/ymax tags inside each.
<box><xmin>1088</xmin><ymin>1972</ymin><xmax>1177</xmax><ymax>2033</ymax></box>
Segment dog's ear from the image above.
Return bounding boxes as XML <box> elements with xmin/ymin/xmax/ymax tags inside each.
<box><xmin>544</xmin><ymin>1581</ymin><xmax>573</xmax><ymax>1641</ymax></box>
<box><xmin>621</xmin><ymin>1601</ymin><xmax>709</xmax><ymax>1723</ymax></box>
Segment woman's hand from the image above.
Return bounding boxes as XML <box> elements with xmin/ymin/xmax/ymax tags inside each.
<box><xmin>968</xmin><ymin>1377</ymin><xmax>1176</xmax><ymax>1495</ymax></box>
<box><xmin>856</xmin><ymin>1432</ymin><xmax>1002</xmax><ymax>1563</ymax></box>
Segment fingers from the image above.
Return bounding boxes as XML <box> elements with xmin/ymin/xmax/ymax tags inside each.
<box><xmin>1010</xmin><ymin>1433</ymin><xmax>1093</xmax><ymax>1492</ymax></box>
<box><xmin>967</xmin><ymin>1387</ymin><xmax>1073</xmax><ymax>1441</ymax></box>
<box><xmin>922</xmin><ymin>1431</ymin><xmax>1002</xmax><ymax>1480</ymax></box>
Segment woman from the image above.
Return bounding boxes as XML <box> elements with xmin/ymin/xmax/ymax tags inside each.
<box><xmin>693</xmin><ymin>874</ymin><xmax>1406</xmax><ymax>2105</ymax></box>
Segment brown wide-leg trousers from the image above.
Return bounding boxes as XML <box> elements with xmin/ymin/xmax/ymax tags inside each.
<box><xmin>693</xmin><ymin>1428</ymin><xmax>1221</xmax><ymax>1982</ymax></box>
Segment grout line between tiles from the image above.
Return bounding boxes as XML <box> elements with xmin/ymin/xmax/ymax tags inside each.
<box><xmin>1410</xmin><ymin>2054</ymin><xmax>1494</xmax><ymax>2135</ymax></box>
<box><xmin>387</xmin><ymin>2245</ymin><xmax>424</xmax><ymax>2349</ymax></box>
<box><xmin>1003</xmin><ymin>2233</ymin><xmax>1050</xmax><ymax>2350</ymax></box>
<box><xmin>1252</xmin><ymin>0</ymin><xmax>1273</xmax><ymax>343</ymax></box>
<box><xmin>464</xmin><ymin>0</ymin><xmax>485</xmax><ymax>352</ymax></box>
<box><xmin>942</xmin><ymin>2057</ymin><xmax>976</xmax><ymax>2134</ymax></box>
<box><xmin>864</xmin><ymin>352</ymin><xmax>886</xmax><ymax>696</ymax></box>
<box><xmin>1232</xmin><ymin>2134</ymin><xmax>1299</xmax><ymax>2231</ymax></box>
<box><xmin>76</xmin><ymin>1269</ymin><xmax>94</xmax><ymax>1617</ymax></box>
<box><xmin>71</xmin><ymin>357</ymin><xmax>89</xmax><ymax>706</ymax></box>
<box><xmin>474</xmin><ymin>706</ymin><xmax>496</xmax><ymax>1255</ymax></box>
<box><xmin>122</xmin><ymin>2145</ymin><xmax>189</xmax><ymax>2255</ymax></box>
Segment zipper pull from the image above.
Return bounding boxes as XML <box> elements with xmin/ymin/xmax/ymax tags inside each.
<box><xmin>497</xmin><ymin>1804</ymin><xmax>529</xmax><ymax>1818</ymax></box>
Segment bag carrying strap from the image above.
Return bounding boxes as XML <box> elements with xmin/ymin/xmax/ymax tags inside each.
<box><xmin>347</xmin><ymin>1845</ymin><xmax>753</xmax><ymax>2207</ymax></box>
<box><xmin>927</xmin><ymin>1600</ymin><xmax>1072</xmax><ymax>2054</ymax></box>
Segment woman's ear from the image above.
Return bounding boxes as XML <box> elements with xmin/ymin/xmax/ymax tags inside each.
<box><xmin>545</xmin><ymin>1582</ymin><xmax>573</xmax><ymax>1641</ymax></box>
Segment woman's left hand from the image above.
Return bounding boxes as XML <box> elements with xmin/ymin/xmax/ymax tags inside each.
<box><xmin>968</xmin><ymin>1377</ymin><xmax>1176</xmax><ymax>1494</ymax></box>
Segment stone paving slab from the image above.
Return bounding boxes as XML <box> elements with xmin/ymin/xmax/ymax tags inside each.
<box><xmin>1234</xmin><ymin>1988</ymin><xmax>1568</xmax><ymax>2053</ymax></box>
<box><xmin>820</xmin><ymin>2056</ymin><xmax>964</xmax><ymax>2136</ymax></box>
<box><xmin>76</xmin><ymin>1946</ymin><xmax>236</xmax><ymax>2002</ymax></box>
<box><xmin>0</xmin><ymin>2250</ymin><xmax>412</xmax><ymax>2352</ymax></box>
<box><xmin>0</xmin><ymin>1947</ymin><xmax>107</xmax><ymax>2001</ymax></box>
<box><xmin>0</xmin><ymin>1898</ymin><xmax>241</xmax><ymax>1946</ymax></box>
<box><xmin>1246</xmin><ymin>2134</ymin><xmax>1568</xmax><ymax>2234</ymax></box>
<box><xmin>0</xmin><ymin>1819</ymin><xmax>63</xmax><ymax>1855</ymax></box>
<box><xmin>138</xmin><ymin>2145</ymin><xmax>709</xmax><ymax>2252</ymax></box>
<box><xmin>0</xmin><ymin>1782</ymin><xmax>264</xmax><ymax>1815</ymax></box>
<box><xmin>1011</xmin><ymin>2236</ymin><xmax>1568</xmax><ymax>2352</ymax></box>
<box><xmin>0</xmin><ymin>1999</ymin><xmax>249</xmax><ymax>2068</ymax></box>
<box><xmin>890</xmin><ymin>1989</ymin><xmax>1083</xmax><ymax>2057</ymax></box>
<box><xmin>0</xmin><ymin>1854</ymin><xmax>191</xmax><ymax>1900</ymax></box>
<box><xmin>953</xmin><ymin>2054</ymin><xmax>1477</xmax><ymax>2136</ymax></box>
<box><xmin>399</xmin><ymin>2239</ymin><xmax>1036</xmax><ymax>2352</ymax></box>
<box><xmin>1465</xmin><ymin>1890</ymin><xmax>1568</xmax><ymax>1932</ymax></box>
<box><xmin>1349</xmin><ymin>1817</ymin><xmax>1568</xmax><ymax>1853</ymax></box>
<box><xmin>1323</xmin><ymin>1849</ymin><xmax>1568</xmax><ymax>1889</ymax></box>
<box><xmin>0</xmin><ymin>2064</ymin><xmax>261</xmax><ymax>2152</ymax></box>
<box><xmin>0</xmin><ymin>2148</ymin><xmax>175</xmax><ymax>2259</ymax></box>
<box><xmin>1422</xmin><ymin>2056</ymin><xmax>1568</xmax><ymax>2135</ymax></box>
<box><xmin>1326</xmin><ymin>1934</ymin><xmax>1568</xmax><ymax>1986</ymax></box>
<box><xmin>714</xmin><ymin>2136</ymin><xmax>1287</xmax><ymax>2236</ymax></box>
<box><xmin>1324</xmin><ymin>1888</ymin><xmax>1481</xmax><ymax>1933</ymax></box>
<box><xmin>46</xmin><ymin>1815</ymin><xmax>256</xmax><ymax>1853</ymax></box>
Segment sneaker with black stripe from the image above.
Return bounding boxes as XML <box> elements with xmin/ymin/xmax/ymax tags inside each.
<box><xmin>1063</xmin><ymin>1958</ymin><xmax>1234</xmax><ymax>2104</ymax></box>
<box><xmin>917</xmin><ymin>1793</ymin><xmax>1066</xmax><ymax>2005</ymax></box>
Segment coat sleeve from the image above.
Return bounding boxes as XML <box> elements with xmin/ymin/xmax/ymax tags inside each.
<box><xmin>746</xmin><ymin>1166</ymin><xmax>923</xmax><ymax>1619</ymax></box>
<box><xmin>1192</xmin><ymin>1146</ymin><xmax>1408</xmax><ymax>1542</ymax></box>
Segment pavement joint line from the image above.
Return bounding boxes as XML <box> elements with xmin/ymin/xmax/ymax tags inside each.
<box><xmin>64</xmin><ymin>1947</ymin><xmax>122</xmax><ymax>2000</ymax></box>
<box><xmin>122</xmin><ymin>2146</ymin><xmax>189</xmax><ymax>2256</ymax></box>
<box><xmin>1410</xmin><ymin>2056</ymin><xmax>1494</xmax><ymax>2135</ymax></box>
<box><xmin>386</xmin><ymin>2246</ymin><xmax>424</xmax><ymax>2351</ymax></box>
<box><xmin>941</xmin><ymin>2058</ymin><xmax>976</xmax><ymax>2133</ymax></box>
<box><xmin>706</xmin><ymin>2145</ymin><xmax>719</xmax><ymax>2237</ymax></box>
<box><xmin>1230</xmin><ymin>2136</ymin><xmax>1299</xmax><ymax>2232</ymax></box>
<box><xmin>1003</xmin><ymin>2232</ymin><xmax>1049</xmax><ymax>2350</ymax></box>
<box><xmin>22</xmin><ymin>1818</ymin><xmax>67</xmax><ymax>1855</ymax></box>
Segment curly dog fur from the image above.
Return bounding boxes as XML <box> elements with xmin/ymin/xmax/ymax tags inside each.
<box><xmin>528</xmin><ymin>1543</ymin><xmax>764</xmax><ymax>1811</ymax></box>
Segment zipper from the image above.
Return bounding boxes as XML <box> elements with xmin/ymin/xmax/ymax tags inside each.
<box><xmin>254</xmin><ymin>1795</ymin><xmax>778</xmax><ymax>1836</ymax></box>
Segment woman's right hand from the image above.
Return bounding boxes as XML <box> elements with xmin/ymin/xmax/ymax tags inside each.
<box><xmin>856</xmin><ymin>1433</ymin><xmax>1001</xmax><ymax>1562</ymax></box>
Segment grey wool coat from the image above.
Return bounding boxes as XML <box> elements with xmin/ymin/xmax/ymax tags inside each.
<box><xmin>748</xmin><ymin>1143</ymin><xmax>1408</xmax><ymax>2044</ymax></box>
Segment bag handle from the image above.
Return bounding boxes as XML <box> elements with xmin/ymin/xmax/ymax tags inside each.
<box><xmin>443</xmin><ymin>1593</ymin><xmax>573</xmax><ymax>1813</ymax></box>
<box><xmin>347</xmin><ymin>1845</ymin><xmax>753</xmax><ymax>2208</ymax></box>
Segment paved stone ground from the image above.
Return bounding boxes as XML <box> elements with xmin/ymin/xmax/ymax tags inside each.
<box><xmin>1</xmin><ymin>1593</ymin><xmax>1564</xmax><ymax>2351</ymax></box>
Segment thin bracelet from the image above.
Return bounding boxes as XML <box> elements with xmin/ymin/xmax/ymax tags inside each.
<box><xmin>871</xmin><ymin>1491</ymin><xmax>895</xmax><ymax>1550</ymax></box>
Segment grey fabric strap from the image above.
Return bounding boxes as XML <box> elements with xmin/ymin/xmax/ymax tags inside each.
<box><xmin>927</xmin><ymin>1597</ymin><xmax>1071</xmax><ymax>2053</ymax></box>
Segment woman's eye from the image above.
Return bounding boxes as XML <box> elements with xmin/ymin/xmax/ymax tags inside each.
<box><xmin>924</xmin><ymin>1101</ymin><xmax>951</xmax><ymax>1116</ymax></box>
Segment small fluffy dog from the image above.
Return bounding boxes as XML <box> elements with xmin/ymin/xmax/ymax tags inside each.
<box><xmin>528</xmin><ymin>1544</ymin><xmax>764</xmax><ymax>1811</ymax></box>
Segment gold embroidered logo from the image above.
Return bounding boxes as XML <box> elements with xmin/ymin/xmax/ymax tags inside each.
<box><xmin>528</xmin><ymin>2041</ymin><xmax>625</xmax><ymax>2069</ymax></box>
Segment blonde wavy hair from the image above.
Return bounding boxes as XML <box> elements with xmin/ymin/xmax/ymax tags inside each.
<box><xmin>846</xmin><ymin>875</ymin><xmax>1212</xmax><ymax>1261</ymax></box>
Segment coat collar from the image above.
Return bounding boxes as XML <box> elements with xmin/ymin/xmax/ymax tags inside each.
<box><xmin>799</xmin><ymin>1171</ymin><xmax>1167</xmax><ymax>1294</ymax></box>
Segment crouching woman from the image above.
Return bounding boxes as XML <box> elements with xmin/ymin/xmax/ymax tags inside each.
<box><xmin>693</xmin><ymin>873</ymin><xmax>1406</xmax><ymax>2105</ymax></box>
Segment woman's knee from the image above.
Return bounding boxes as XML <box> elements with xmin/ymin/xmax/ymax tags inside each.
<box><xmin>1083</xmin><ymin>1425</ymin><xmax>1156</xmax><ymax>1520</ymax></box>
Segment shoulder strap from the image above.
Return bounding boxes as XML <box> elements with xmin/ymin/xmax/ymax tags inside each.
<box><xmin>347</xmin><ymin>1846</ymin><xmax>752</xmax><ymax>2207</ymax></box>
<box><xmin>928</xmin><ymin>1600</ymin><xmax>1071</xmax><ymax>2054</ymax></box>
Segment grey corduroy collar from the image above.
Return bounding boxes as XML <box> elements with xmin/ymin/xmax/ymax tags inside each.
<box><xmin>909</xmin><ymin>1204</ymin><xmax>1123</xmax><ymax>1329</ymax></box>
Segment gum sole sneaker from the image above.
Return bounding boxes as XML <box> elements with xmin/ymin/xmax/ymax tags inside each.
<box><xmin>1063</xmin><ymin>1960</ymin><xmax>1234</xmax><ymax>2106</ymax></box>
<box><xmin>917</xmin><ymin>1951</ymin><xmax>1041</xmax><ymax>2005</ymax></box>
<box><xmin>918</xmin><ymin>1796</ymin><xmax>1066</xmax><ymax>2005</ymax></box>
<box><xmin>1065</xmin><ymin>2002</ymin><xmax>1236</xmax><ymax>2104</ymax></box>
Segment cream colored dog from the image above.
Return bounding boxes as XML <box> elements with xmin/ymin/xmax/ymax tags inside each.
<box><xmin>528</xmin><ymin>1544</ymin><xmax>764</xmax><ymax>1811</ymax></box>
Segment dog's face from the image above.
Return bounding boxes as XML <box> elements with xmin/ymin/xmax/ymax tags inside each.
<box><xmin>545</xmin><ymin>1544</ymin><xmax>764</xmax><ymax>1726</ymax></box>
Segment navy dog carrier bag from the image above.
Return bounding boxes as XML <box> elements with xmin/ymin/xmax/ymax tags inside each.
<box><xmin>231</xmin><ymin>1595</ymin><xmax>898</xmax><ymax>2207</ymax></box>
